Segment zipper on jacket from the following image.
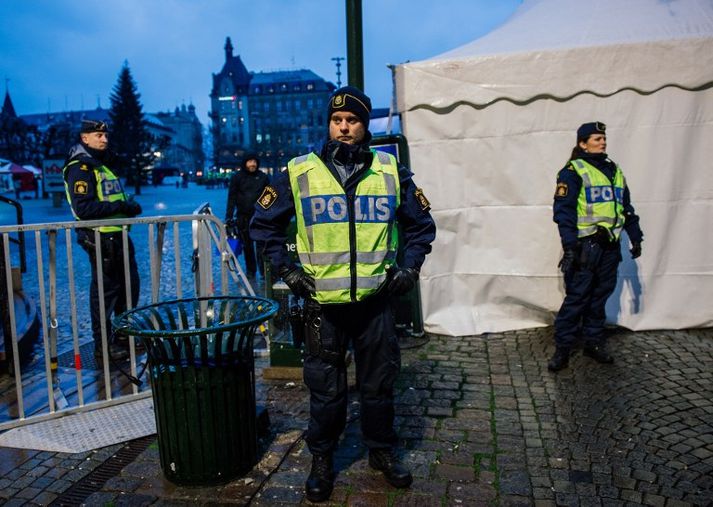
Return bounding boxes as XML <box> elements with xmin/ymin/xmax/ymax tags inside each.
<box><xmin>347</xmin><ymin>194</ymin><xmax>357</xmax><ymax>302</ymax></box>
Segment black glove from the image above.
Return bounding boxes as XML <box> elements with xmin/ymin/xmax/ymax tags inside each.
<box><xmin>279</xmin><ymin>265</ymin><xmax>315</xmax><ymax>299</ymax></box>
<box><xmin>558</xmin><ymin>247</ymin><xmax>576</xmax><ymax>273</ymax></box>
<box><xmin>630</xmin><ymin>242</ymin><xmax>642</xmax><ymax>259</ymax></box>
<box><xmin>120</xmin><ymin>199</ymin><xmax>142</xmax><ymax>217</ymax></box>
<box><xmin>386</xmin><ymin>266</ymin><xmax>419</xmax><ymax>296</ymax></box>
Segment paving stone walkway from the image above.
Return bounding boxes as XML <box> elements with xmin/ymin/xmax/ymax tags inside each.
<box><xmin>1</xmin><ymin>326</ymin><xmax>712</xmax><ymax>506</ymax></box>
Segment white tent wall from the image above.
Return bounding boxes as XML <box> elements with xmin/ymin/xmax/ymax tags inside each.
<box><xmin>396</xmin><ymin>0</ymin><xmax>713</xmax><ymax>336</ymax></box>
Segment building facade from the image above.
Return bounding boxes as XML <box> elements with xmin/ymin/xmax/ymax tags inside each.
<box><xmin>210</xmin><ymin>37</ymin><xmax>335</xmax><ymax>174</ymax></box>
<box><xmin>21</xmin><ymin>106</ymin><xmax>204</xmax><ymax>181</ymax></box>
<box><xmin>154</xmin><ymin>104</ymin><xmax>204</xmax><ymax>175</ymax></box>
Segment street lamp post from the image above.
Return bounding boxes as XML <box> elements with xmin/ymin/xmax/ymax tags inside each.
<box><xmin>345</xmin><ymin>0</ymin><xmax>364</xmax><ymax>91</ymax></box>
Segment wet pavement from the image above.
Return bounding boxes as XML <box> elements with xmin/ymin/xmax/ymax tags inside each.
<box><xmin>0</xmin><ymin>326</ymin><xmax>711</xmax><ymax>506</ymax></box>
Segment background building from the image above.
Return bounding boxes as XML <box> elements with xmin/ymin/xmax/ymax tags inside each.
<box><xmin>210</xmin><ymin>37</ymin><xmax>335</xmax><ymax>174</ymax></box>
<box><xmin>154</xmin><ymin>105</ymin><xmax>204</xmax><ymax>175</ymax></box>
<box><xmin>20</xmin><ymin>106</ymin><xmax>204</xmax><ymax>182</ymax></box>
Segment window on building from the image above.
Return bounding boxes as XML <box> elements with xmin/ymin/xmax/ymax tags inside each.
<box><xmin>239</xmin><ymin>116</ymin><xmax>244</xmax><ymax>124</ymax></box>
<box><xmin>238</xmin><ymin>100</ymin><xmax>243</xmax><ymax>110</ymax></box>
<box><xmin>266</xmin><ymin>133</ymin><xmax>271</xmax><ymax>142</ymax></box>
<box><xmin>293</xmin><ymin>83</ymin><xmax>301</xmax><ymax>92</ymax></box>
<box><xmin>297</xmin><ymin>136</ymin><xmax>302</xmax><ymax>144</ymax></box>
<box><xmin>264</xmin><ymin>102</ymin><xmax>270</xmax><ymax>112</ymax></box>
<box><xmin>307</xmin><ymin>83</ymin><xmax>315</xmax><ymax>91</ymax></box>
<box><xmin>253</xmin><ymin>85</ymin><xmax>262</xmax><ymax>94</ymax></box>
<box><xmin>256</xmin><ymin>133</ymin><xmax>263</xmax><ymax>143</ymax></box>
<box><xmin>294</xmin><ymin>99</ymin><xmax>300</xmax><ymax>110</ymax></box>
<box><xmin>239</xmin><ymin>132</ymin><xmax>244</xmax><ymax>144</ymax></box>
<box><xmin>232</xmin><ymin>134</ymin><xmax>237</xmax><ymax>142</ymax></box>
<box><xmin>308</xmin><ymin>99</ymin><xmax>314</xmax><ymax>108</ymax></box>
<box><xmin>221</xmin><ymin>117</ymin><xmax>227</xmax><ymax>123</ymax></box>
<box><xmin>268</xmin><ymin>86</ymin><xmax>275</xmax><ymax>93</ymax></box>
<box><xmin>280</xmin><ymin>83</ymin><xmax>287</xmax><ymax>92</ymax></box>
<box><xmin>276</xmin><ymin>101</ymin><xmax>282</xmax><ymax>112</ymax></box>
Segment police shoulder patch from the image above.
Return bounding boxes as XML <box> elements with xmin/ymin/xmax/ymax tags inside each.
<box><xmin>257</xmin><ymin>185</ymin><xmax>278</xmax><ymax>209</ymax></box>
<box><xmin>414</xmin><ymin>188</ymin><xmax>431</xmax><ymax>211</ymax></box>
<box><xmin>74</xmin><ymin>180</ymin><xmax>89</xmax><ymax>195</ymax></box>
<box><xmin>555</xmin><ymin>182</ymin><xmax>568</xmax><ymax>198</ymax></box>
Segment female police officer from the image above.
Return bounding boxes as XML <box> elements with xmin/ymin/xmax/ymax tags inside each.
<box><xmin>549</xmin><ymin>122</ymin><xmax>643</xmax><ymax>371</ymax></box>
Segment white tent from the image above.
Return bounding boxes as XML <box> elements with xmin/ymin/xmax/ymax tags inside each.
<box><xmin>395</xmin><ymin>0</ymin><xmax>713</xmax><ymax>336</ymax></box>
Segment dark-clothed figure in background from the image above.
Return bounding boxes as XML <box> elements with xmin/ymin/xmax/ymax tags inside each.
<box><xmin>63</xmin><ymin>120</ymin><xmax>142</xmax><ymax>361</ymax></box>
<box><xmin>251</xmin><ymin>86</ymin><xmax>436</xmax><ymax>503</ymax></box>
<box><xmin>225</xmin><ymin>154</ymin><xmax>269</xmax><ymax>277</ymax></box>
<box><xmin>550</xmin><ymin>121</ymin><xmax>643</xmax><ymax>371</ymax></box>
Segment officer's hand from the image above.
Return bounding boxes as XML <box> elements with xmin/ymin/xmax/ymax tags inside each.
<box><xmin>121</xmin><ymin>200</ymin><xmax>142</xmax><ymax>217</ymax></box>
<box><xmin>279</xmin><ymin>265</ymin><xmax>315</xmax><ymax>299</ymax></box>
<box><xmin>630</xmin><ymin>242</ymin><xmax>642</xmax><ymax>259</ymax></box>
<box><xmin>386</xmin><ymin>266</ymin><xmax>419</xmax><ymax>296</ymax></box>
<box><xmin>558</xmin><ymin>248</ymin><xmax>576</xmax><ymax>273</ymax></box>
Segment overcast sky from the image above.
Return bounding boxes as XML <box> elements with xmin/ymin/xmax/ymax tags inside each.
<box><xmin>0</xmin><ymin>0</ymin><xmax>520</xmax><ymax>123</ymax></box>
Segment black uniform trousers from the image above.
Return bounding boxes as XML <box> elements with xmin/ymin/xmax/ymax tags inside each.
<box><xmin>80</xmin><ymin>232</ymin><xmax>140</xmax><ymax>348</ymax></box>
<box><xmin>554</xmin><ymin>238</ymin><xmax>621</xmax><ymax>350</ymax></box>
<box><xmin>303</xmin><ymin>293</ymin><xmax>400</xmax><ymax>456</ymax></box>
<box><xmin>237</xmin><ymin>214</ymin><xmax>264</xmax><ymax>276</ymax></box>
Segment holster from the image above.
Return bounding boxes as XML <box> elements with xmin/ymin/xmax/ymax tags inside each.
<box><xmin>303</xmin><ymin>299</ymin><xmax>341</xmax><ymax>366</ymax></box>
<box><xmin>288</xmin><ymin>303</ymin><xmax>304</xmax><ymax>349</ymax></box>
<box><xmin>76</xmin><ymin>228</ymin><xmax>95</xmax><ymax>252</ymax></box>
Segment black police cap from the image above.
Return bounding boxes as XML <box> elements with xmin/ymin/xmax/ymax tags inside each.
<box><xmin>80</xmin><ymin>120</ymin><xmax>109</xmax><ymax>134</ymax></box>
<box><xmin>577</xmin><ymin>121</ymin><xmax>606</xmax><ymax>141</ymax></box>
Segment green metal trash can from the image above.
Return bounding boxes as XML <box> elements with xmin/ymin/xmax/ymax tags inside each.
<box><xmin>113</xmin><ymin>296</ymin><xmax>278</xmax><ymax>486</ymax></box>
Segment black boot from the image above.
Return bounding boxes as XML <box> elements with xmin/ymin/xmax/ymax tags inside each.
<box><xmin>547</xmin><ymin>348</ymin><xmax>570</xmax><ymax>371</ymax></box>
<box><xmin>305</xmin><ymin>453</ymin><xmax>334</xmax><ymax>503</ymax></box>
<box><xmin>369</xmin><ymin>448</ymin><xmax>413</xmax><ymax>488</ymax></box>
<box><xmin>94</xmin><ymin>342</ymin><xmax>129</xmax><ymax>361</ymax></box>
<box><xmin>583</xmin><ymin>344</ymin><xmax>614</xmax><ymax>364</ymax></box>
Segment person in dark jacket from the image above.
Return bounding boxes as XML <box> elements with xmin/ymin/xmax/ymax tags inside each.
<box><xmin>549</xmin><ymin>121</ymin><xmax>643</xmax><ymax>371</ymax></box>
<box><xmin>63</xmin><ymin>120</ymin><xmax>142</xmax><ymax>360</ymax></box>
<box><xmin>225</xmin><ymin>154</ymin><xmax>269</xmax><ymax>276</ymax></box>
<box><xmin>251</xmin><ymin>86</ymin><xmax>436</xmax><ymax>503</ymax></box>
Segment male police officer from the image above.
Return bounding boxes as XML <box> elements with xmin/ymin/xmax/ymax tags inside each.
<box><xmin>64</xmin><ymin>120</ymin><xmax>142</xmax><ymax>360</ymax></box>
<box><xmin>251</xmin><ymin>86</ymin><xmax>436</xmax><ymax>502</ymax></box>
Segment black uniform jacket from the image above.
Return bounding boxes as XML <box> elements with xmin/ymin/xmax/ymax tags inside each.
<box><xmin>64</xmin><ymin>143</ymin><xmax>126</xmax><ymax>221</ymax></box>
<box><xmin>553</xmin><ymin>151</ymin><xmax>643</xmax><ymax>248</ymax></box>
<box><xmin>250</xmin><ymin>142</ymin><xmax>436</xmax><ymax>274</ymax></box>
<box><xmin>225</xmin><ymin>169</ymin><xmax>270</xmax><ymax>220</ymax></box>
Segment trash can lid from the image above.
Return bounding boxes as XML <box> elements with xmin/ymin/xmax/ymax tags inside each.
<box><xmin>112</xmin><ymin>296</ymin><xmax>278</xmax><ymax>338</ymax></box>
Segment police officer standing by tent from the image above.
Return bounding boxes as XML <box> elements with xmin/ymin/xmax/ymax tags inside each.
<box><xmin>251</xmin><ymin>86</ymin><xmax>436</xmax><ymax>503</ymax></box>
<box><xmin>63</xmin><ymin>120</ymin><xmax>142</xmax><ymax>360</ymax></box>
<box><xmin>549</xmin><ymin>121</ymin><xmax>643</xmax><ymax>371</ymax></box>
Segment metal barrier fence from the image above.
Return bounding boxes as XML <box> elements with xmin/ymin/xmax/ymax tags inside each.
<box><xmin>0</xmin><ymin>204</ymin><xmax>256</xmax><ymax>431</ymax></box>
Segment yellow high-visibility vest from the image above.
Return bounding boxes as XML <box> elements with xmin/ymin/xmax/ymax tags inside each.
<box><xmin>570</xmin><ymin>158</ymin><xmax>626</xmax><ymax>240</ymax></box>
<box><xmin>63</xmin><ymin>160</ymin><xmax>129</xmax><ymax>233</ymax></box>
<box><xmin>288</xmin><ymin>150</ymin><xmax>400</xmax><ymax>303</ymax></box>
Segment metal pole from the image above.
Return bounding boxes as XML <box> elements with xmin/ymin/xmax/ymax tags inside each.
<box><xmin>346</xmin><ymin>0</ymin><xmax>364</xmax><ymax>90</ymax></box>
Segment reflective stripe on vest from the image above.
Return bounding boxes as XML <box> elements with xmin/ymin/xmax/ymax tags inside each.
<box><xmin>570</xmin><ymin>158</ymin><xmax>626</xmax><ymax>240</ymax></box>
<box><xmin>288</xmin><ymin>151</ymin><xmax>400</xmax><ymax>304</ymax></box>
<box><xmin>63</xmin><ymin>160</ymin><xmax>129</xmax><ymax>233</ymax></box>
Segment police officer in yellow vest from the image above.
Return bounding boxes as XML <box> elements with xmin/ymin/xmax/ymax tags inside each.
<box><xmin>63</xmin><ymin>120</ymin><xmax>142</xmax><ymax>361</ymax></box>
<box><xmin>550</xmin><ymin>122</ymin><xmax>643</xmax><ymax>371</ymax></box>
<box><xmin>251</xmin><ymin>87</ymin><xmax>436</xmax><ymax>502</ymax></box>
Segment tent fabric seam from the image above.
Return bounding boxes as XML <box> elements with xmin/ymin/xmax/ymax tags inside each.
<box><xmin>407</xmin><ymin>80</ymin><xmax>713</xmax><ymax>115</ymax></box>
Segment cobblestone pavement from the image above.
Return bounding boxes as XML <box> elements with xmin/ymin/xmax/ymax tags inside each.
<box><xmin>1</xmin><ymin>326</ymin><xmax>712</xmax><ymax>506</ymax></box>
